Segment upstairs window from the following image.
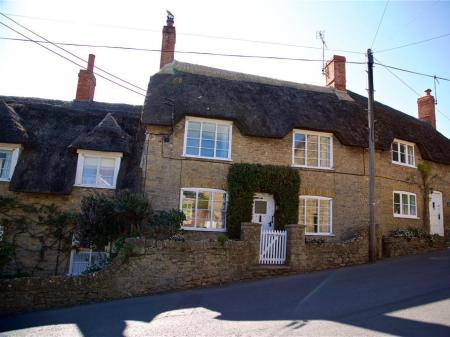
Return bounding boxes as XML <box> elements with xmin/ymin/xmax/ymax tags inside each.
<box><xmin>393</xmin><ymin>191</ymin><xmax>417</xmax><ymax>218</ymax></box>
<box><xmin>299</xmin><ymin>196</ymin><xmax>333</xmax><ymax>235</ymax></box>
<box><xmin>392</xmin><ymin>139</ymin><xmax>415</xmax><ymax>167</ymax></box>
<box><xmin>75</xmin><ymin>150</ymin><xmax>122</xmax><ymax>189</ymax></box>
<box><xmin>180</xmin><ymin>188</ymin><xmax>227</xmax><ymax>231</ymax></box>
<box><xmin>0</xmin><ymin>143</ymin><xmax>21</xmax><ymax>181</ymax></box>
<box><xmin>183</xmin><ymin>118</ymin><xmax>232</xmax><ymax>160</ymax></box>
<box><xmin>293</xmin><ymin>130</ymin><xmax>333</xmax><ymax>169</ymax></box>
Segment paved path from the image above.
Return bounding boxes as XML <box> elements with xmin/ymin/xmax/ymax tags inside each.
<box><xmin>1</xmin><ymin>250</ymin><xmax>450</xmax><ymax>337</ymax></box>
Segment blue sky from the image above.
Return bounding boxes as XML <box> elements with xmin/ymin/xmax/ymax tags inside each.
<box><xmin>0</xmin><ymin>0</ymin><xmax>449</xmax><ymax>137</ymax></box>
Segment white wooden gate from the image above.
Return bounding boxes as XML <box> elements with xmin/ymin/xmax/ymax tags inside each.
<box><xmin>259</xmin><ymin>229</ymin><xmax>287</xmax><ymax>264</ymax></box>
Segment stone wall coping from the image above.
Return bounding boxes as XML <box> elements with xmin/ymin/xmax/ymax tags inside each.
<box><xmin>285</xmin><ymin>224</ymin><xmax>306</xmax><ymax>229</ymax></box>
<box><xmin>241</xmin><ymin>222</ymin><xmax>262</xmax><ymax>228</ymax></box>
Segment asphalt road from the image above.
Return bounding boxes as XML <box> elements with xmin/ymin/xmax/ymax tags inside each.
<box><xmin>1</xmin><ymin>250</ymin><xmax>450</xmax><ymax>337</ymax></box>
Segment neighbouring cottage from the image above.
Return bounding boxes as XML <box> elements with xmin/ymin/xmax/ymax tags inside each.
<box><xmin>141</xmin><ymin>15</ymin><xmax>450</xmax><ymax>244</ymax></box>
<box><xmin>0</xmin><ymin>55</ymin><xmax>144</xmax><ymax>276</ymax></box>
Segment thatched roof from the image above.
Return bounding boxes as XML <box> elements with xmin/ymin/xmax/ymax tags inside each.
<box><xmin>142</xmin><ymin>61</ymin><xmax>450</xmax><ymax>165</ymax></box>
<box><xmin>0</xmin><ymin>100</ymin><xmax>29</xmax><ymax>144</ymax></box>
<box><xmin>69</xmin><ymin>113</ymin><xmax>131</xmax><ymax>153</ymax></box>
<box><xmin>0</xmin><ymin>96</ymin><xmax>144</xmax><ymax>194</ymax></box>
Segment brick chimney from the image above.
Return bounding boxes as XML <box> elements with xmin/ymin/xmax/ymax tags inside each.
<box><xmin>75</xmin><ymin>54</ymin><xmax>96</xmax><ymax>101</ymax></box>
<box><xmin>324</xmin><ymin>55</ymin><xmax>346</xmax><ymax>91</ymax></box>
<box><xmin>417</xmin><ymin>89</ymin><xmax>436</xmax><ymax>128</ymax></box>
<box><xmin>160</xmin><ymin>12</ymin><xmax>176</xmax><ymax>69</ymax></box>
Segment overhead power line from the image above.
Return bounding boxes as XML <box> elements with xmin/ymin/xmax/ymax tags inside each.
<box><xmin>0</xmin><ymin>12</ymin><xmax>146</xmax><ymax>92</ymax></box>
<box><xmin>374</xmin><ymin>62</ymin><xmax>450</xmax><ymax>82</ymax></box>
<box><xmin>375</xmin><ymin>57</ymin><xmax>450</xmax><ymax>122</ymax></box>
<box><xmin>0</xmin><ymin>36</ymin><xmax>367</xmax><ymax>64</ymax></box>
<box><xmin>0</xmin><ymin>21</ymin><xmax>146</xmax><ymax>97</ymax></box>
<box><xmin>371</xmin><ymin>0</ymin><xmax>390</xmax><ymax>49</ymax></box>
<box><xmin>374</xmin><ymin>32</ymin><xmax>450</xmax><ymax>53</ymax></box>
<box><xmin>3</xmin><ymin>12</ymin><xmax>365</xmax><ymax>55</ymax></box>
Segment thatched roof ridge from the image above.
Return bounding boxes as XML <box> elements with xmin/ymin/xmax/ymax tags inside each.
<box><xmin>142</xmin><ymin>61</ymin><xmax>450</xmax><ymax>165</ymax></box>
<box><xmin>0</xmin><ymin>96</ymin><xmax>144</xmax><ymax>194</ymax></box>
<box><xmin>0</xmin><ymin>100</ymin><xmax>29</xmax><ymax>144</ymax></box>
<box><xmin>69</xmin><ymin>113</ymin><xmax>131</xmax><ymax>153</ymax></box>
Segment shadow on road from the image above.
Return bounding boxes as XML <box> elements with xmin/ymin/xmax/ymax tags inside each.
<box><xmin>1</xmin><ymin>250</ymin><xmax>449</xmax><ymax>337</ymax></box>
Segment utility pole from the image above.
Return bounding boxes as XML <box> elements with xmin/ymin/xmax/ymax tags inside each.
<box><xmin>367</xmin><ymin>48</ymin><xmax>376</xmax><ymax>263</ymax></box>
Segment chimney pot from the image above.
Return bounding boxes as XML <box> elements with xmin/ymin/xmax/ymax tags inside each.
<box><xmin>160</xmin><ymin>13</ymin><xmax>176</xmax><ymax>69</ymax></box>
<box><xmin>87</xmin><ymin>54</ymin><xmax>95</xmax><ymax>73</ymax></box>
<box><xmin>417</xmin><ymin>89</ymin><xmax>436</xmax><ymax>128</ymax></box>
<box><xmin>75</xmin><ymin>54</ymin><xmax>96</xmax><ymax>101</ymax></box>
<box><xmin>324</xmin><ymin>55</ymin><xmax>346</xmax><ymax>91</ymax></box>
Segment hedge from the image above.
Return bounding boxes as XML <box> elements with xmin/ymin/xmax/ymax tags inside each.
<box><xmin>226</xmin><ymin>163</ymin><xmax>300</xmax><ymax>238</ymax></box>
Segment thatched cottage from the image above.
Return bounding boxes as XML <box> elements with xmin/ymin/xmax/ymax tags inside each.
<box><xmin>0</xmin><ymin>58</ymin><xmax>144</xmax><ymax>275</ymax></box>
<box><xmin>0</xmin><ymin>15</ymin><xmax>449</xmax><ymax>276</ymax></box>
<box><xmin>141</xmin><ymin>16</ymin><xmax>450</xmax><ymax>242</ymax></box>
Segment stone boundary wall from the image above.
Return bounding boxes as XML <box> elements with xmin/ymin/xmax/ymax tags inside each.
<box><xmin>304</xmin><ymin>232</ymin><xmax>369</xmax><ymax>271</ymax></box>
<box><xmin>382</xmin><ymin>236</ymin><xmax>448</xmax><ymax>258</ymax></box>
<box><xmin>4</xmin><ymin>224</ymin><xmax>441</xmax><ymax>314</ymax></box>
<box><xmin>0</xmin><ymin>223</ymin><xmax>261</xmax><ymax>314</ymax></box>
<box><xmin>285</xmin><ymin>224</ymin><xmax>369</xmax><ymax>272</ymax></box>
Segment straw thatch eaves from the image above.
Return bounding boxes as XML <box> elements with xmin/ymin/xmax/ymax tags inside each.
<box><xmin>142</xmin><ymin>61</ymin><xmax>450</xmax><ymax>165</ymax></box>
<box><xmin>0</xmin><ymin>100</ymin><xmax>29</xmax><ymax>144</ymax></box>
<box><xmin>0</xmin><ymin>96</ymin><xmax>144</xmax><ymax>195</ymax></box>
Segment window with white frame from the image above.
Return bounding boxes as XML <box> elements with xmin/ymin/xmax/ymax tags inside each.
<box><xmin>183</xmin><ymin>118</ymin><xmax>232</xmax><ymax>160</ymax></box>
<box><xmin>0</xmin><ymin>143</ymin><xmax>21</xmax><ymax>181</ymax></box>
<box><xmin>180</xmin><ymin>188</ymin><xmax>227</xmax><ymax>231</ymax></box>
<box><xmin>393</xmin><ymin>191</ymin><xmax>417</xmax><ymax>218</ymax></box>
<box><xmin>299</xmin><ymin>196</ymin><xmax>333</xmax><ymax>235</ymax></box>
<box><xmin>74</xmin><ymin>150</ymin><xmax>122</xmax><ymax>189</ymax></box>
<box><xmin>392</xmin><ymin>139</ymin><xmax>415</xmax><ymax>167</ymax></box>
<box><xmin>293</xmin><ymin>130</ymin><xmax>333</xmax><ymax>169</ymax></box>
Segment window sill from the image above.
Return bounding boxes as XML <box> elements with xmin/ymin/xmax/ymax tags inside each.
<box><xmin>292</xmin><ymin>165</ymin><xmax>334</xmax><ymax>171</ymax></box>
<box><xmin>182</xmin><ymin>155</ymin><xmax>233</xmax><ymax>163</ymax></box>
<box><xmin>74</xmin><ymin>184</ymin><xmax>116</xmax><ymax>190</ymax></box>
<box><xmin>0</xmin><ymin>178</ymin><xmax>11</xmax><ymax>182</ymax></box>
<box><xmin>305</xmin><ymin>233</ymin><xmax>335</xmax><ymax>236</ymax></box>
<box><xmin>181</xmin><ymin>226</ymin><xmax>226</xmax><ymax>232</ymax></box>
<box><xmin>393</xmin><ymin>214</ymin><xmax>420</xmax><ymax>219</ymax></box>
<box><xmin>391</xmin><ymin>161</ymin><xmax>416</xmax><ymax>169</ymax></box>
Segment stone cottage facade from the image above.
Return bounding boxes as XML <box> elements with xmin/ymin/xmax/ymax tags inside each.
<box><xmin>140</xmin><ymin>16</ymin><xmax>450</xmax><ymax>242</ymax></box>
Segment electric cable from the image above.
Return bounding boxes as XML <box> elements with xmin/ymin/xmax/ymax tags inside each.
<box><xmin>0</xmin><ymin>12</ymin><xmax>146</xmax><ymax>92</ymax></box>
<box><xmin>371</xmin><ymin>0</ymin><xmax>390</xmax><ymax>49</ymax></box>
<box><xmin>0</xmin><ymin>21</ymin><xmax>146</xmax><ymax>97</ymax></box>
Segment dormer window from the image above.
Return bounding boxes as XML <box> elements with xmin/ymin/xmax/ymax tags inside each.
<box><xmin>74</xmin><ymin>150</ymin><xmax>122</xmax><ymax>189</ymax></box>
<box><xmin>0</xmin><ymin>143</ymin><xmax>21</xmax><ymax>181</ymax></box>
<box><xmin>392</xmin><ymin>139</ymin><xmax>415</xmax><ymax>167</ymax></box>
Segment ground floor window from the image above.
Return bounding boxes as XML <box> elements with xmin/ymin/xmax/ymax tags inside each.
<box><xmin>180</xmin><ymin>188</ymin><xmax>227</xmax><ymax>231</ymax></box>
<box><xmin>299</xmin><ymin>196</ymin><xmax>333</xmax><ymax>235</ymax></box>
<box><xmin>393</xmin><ymin>191</ymin><xmax>417</xmax><ymax>218</ymax></box>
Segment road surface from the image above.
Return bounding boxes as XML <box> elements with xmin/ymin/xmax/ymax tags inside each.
<box><xmin>1</xmin><ymin>250</ymin><xmax>450</xmax><ymax>337</ymax></box>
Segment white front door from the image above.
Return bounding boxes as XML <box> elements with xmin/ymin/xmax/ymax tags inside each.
<box><xmin>252</xmin><ymin>193</ymin><xmax>275</xmax><ymax>230</ymax></box>
<box><xmin>429</xmin><ymin>191</ymin><xmax>444</xmax><ymax>236</ymax></box>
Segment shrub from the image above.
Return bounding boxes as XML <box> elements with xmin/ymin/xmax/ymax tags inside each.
<box><xmin>77</xmin><ymin>193</ymin><xmax>118</xmax><ymax>249</ymax></box>
<box><xmin>77</xmin><ymin>192</ymin><xmax>151</xmax><ymax>250</ymax></box>
<box><xmin>227</xmin><ymin>163</ymin><xmax>300</xmax><ymax>238</ymax></box>
<box><xmin>391</xmin><ymin>227</ymin><xmax>431</xmax><ymax>239</ymax></box>
<box><xmin>113</xmin><ymin>190</ymin><xmax>151</xmax><ymax>236</ymax></box>
<box><xmin>217</xmin><ymin>233</ymin><xmax>229</xmax><ymax>246</ymax></box>
<box><xmin>147</xmin><ymin>209</ymin><xmax>185</xmax><ymax>239</ymax></box>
